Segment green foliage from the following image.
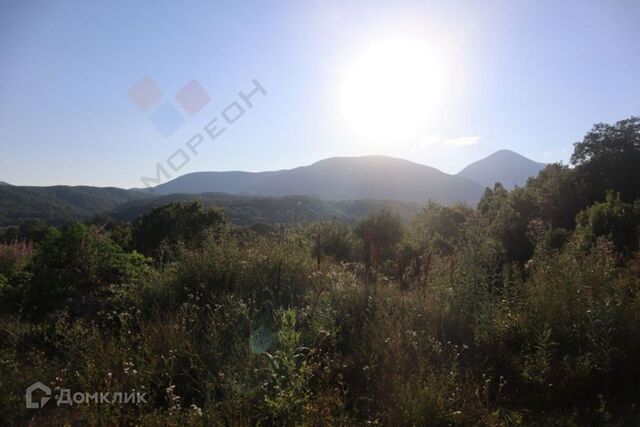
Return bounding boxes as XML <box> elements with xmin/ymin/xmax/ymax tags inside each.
<box><xmin>355</xmin><ymin>209</ymin><xmax>404</xmax><ymax>271</ymax></box>
<box><xmin>262</xmin><ymin>309</ymin><xmax>311</xmax><ymax>425</ymax></box>
<box><xmin>524</xmin><ymin>163</ymin><xmax>586</xmax><ymax>229</ymax></box>
<box><xmin>307</xmin><ymin>220</ymin><xmax>356</xmax><ymax>263</ymax></box>
<box><xmin>410</xmin><ymin>201</ymin><xmax>474</xmax><ymax>255</ymax></box>
<box><xmin>0</xmin><ymin>219</ymin><xmax>51</xmax><ymax>243</ymax></box>
<box><xmin>0</xmin><ymin>185</ymin><xmax>150</xmax><ymax>226</ymax></box>
<box><xmin>113</xmin><ymin>193</ymin><xmax>422</xmax><ymax>227</ymax></box>
<box><xmin>572</xmin><ymin>116</ymin><xmax>640</xmax><ymax>203</ymax></box>
<box><xmin>132</xmin><ymin>201</ymin><xmax>226</xmax><ymax>254</ymax></box>
<box><xmin>478</xmin><ymin>183</ymin><xmax>535</xmax><ymax>262</ymax></box>
<box><xmin>576</xmin><ymin>192</ymin><xmax>640</xmax><ymax>252</ymax></box>
<box><xmin>103</xmin><ymin>220</ymin><xmax>134</xmax><ymax>251</ymax></box>
<box><xmin>354</xmin><ymin>209</ymin><xmax>404</xmax><ymax>247</ymax></box>
<box><xmin>18</xmin><ymin>223</ymin><xmax>149</xmax><ymax>318</ymax></box>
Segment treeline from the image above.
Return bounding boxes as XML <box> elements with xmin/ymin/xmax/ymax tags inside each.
<box><xmin>0</xmin><ymin>186</ymin><xmax>423</xmax><ymax>228</ymax></box>
<box><xmin>0</xmin><ymin>117</ymin><xmax>639</xmax><ymax>425</ymax></box>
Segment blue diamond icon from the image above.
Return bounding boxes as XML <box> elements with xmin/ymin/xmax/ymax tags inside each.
<box><xmin>149</xmin><ymin>102</ymin><xmax>185</xmax><ymax>137</ymax></box>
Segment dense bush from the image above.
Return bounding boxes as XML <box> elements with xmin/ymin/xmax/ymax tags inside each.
<box><xmin>576</xmin><ymin>192</ymin><xmax>640</xmax><ymax>252</ymax></box>
<box><xmin>3</xmin><ymin>223</ymin><xmax>149</xmax><ymax>319</ymax></box>
<box><xmin>132</xmin><ymin>201</ymin><xmax>225</xmax><ymax>255</ymax></box>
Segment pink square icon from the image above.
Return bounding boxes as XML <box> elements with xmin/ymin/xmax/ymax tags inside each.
<box><xmin>128</xmin><ymin>76</ymin><xmax>162</xmax><ymax>112</ymax></box>
<box><xmin>175</xmin><ymin>79</ymin><xmax>211</xmax><ymax>115</ymax></box>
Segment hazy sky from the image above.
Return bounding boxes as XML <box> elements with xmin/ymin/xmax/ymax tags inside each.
<box><xmin>1</xmin><ymin>0</ymin><xmax>639</xmax><ymax>188</ymax></box>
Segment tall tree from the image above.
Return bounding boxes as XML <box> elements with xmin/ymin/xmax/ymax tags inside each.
<box><xmin>571</xmin><ymin>116</ymin><xmax>640</xmax><ymax>203</ymax></box>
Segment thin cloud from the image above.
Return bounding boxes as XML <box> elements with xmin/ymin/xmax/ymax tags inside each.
<box><xmin>441</xmin><ymin>136</ymin><xmax>480</xmax><ymax>146</ymax></box>
<box><xmin>414</xmin><ymin>134</ymin><xmax>480</xmax><ymax>149</ymax></box>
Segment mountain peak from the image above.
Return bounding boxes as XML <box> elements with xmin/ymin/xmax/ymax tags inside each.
<box><xmin>492</xmin><ymin>149</ymin><xmax>521</xmax><ymax>155</ymax></box>
<box><xmin>457</xmin><ymin>150</ymin><xmax>546</xmax><ymax>189</ymax></box>
<box><xmin>488</xmin><ymin>149</ymin><xmax>536</xmax><ymax>160</ymax></box>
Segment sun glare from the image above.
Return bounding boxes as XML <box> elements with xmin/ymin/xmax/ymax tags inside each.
<box><xmin>340</xmin><ymin>38</ymin><xmax>447</xmax><ymax>145</ymax></box>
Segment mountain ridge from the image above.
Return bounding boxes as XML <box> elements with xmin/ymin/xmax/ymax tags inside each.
<box><xmin>143</xmin><ymin>151</ymin><xmax>546</xmax><ymax>199</ymax></box>
<box><xmin>142</xmin><ymin>155</ymin><xmax>488</xmax><ymax>205</ymax></box>
<box><xmin>0</xmin><ymin>151</ymin><xmax>548</xmax><ymax>226</ymax></box>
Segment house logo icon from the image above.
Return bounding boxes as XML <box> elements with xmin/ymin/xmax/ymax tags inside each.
<box><xmin>26</xmin><ymin>381</ymin><xmax>51</xmax><ymax>409</ymax></box>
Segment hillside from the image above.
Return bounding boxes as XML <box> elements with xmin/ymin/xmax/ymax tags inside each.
<box><xmin>135</xmin><ymin>171</ymin><xmax>281</xmax><ymax>195</ymax></box>
<box><xmin>457</xmin><ymin>149</ymin><xmax>546</xmax><ymax>189</ymax></box>
<box><xmin>244</xmin><ymin>156</ymin><xmax>485</xmax><ymax>204</ymax></box>
<box><xmin>0</xmin><ymin>185</ymin><xmax>150</xmax><ymax>225</ymax></box>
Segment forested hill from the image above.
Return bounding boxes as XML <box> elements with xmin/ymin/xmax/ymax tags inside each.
<box><xmin>0</xmin><ymin>185</ymin><xmax>422</xmax><ymax>227</ymax></box>
<box><xmin>0</xmin><ymin>185</ymin><xmax>150</xmax><ymax>225</ymax></box>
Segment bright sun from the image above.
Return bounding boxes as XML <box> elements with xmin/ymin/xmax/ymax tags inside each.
<box><xmin>340</xmin><ymin>38</ymin><xmax>446</xmax><ymax>145</ymax></box>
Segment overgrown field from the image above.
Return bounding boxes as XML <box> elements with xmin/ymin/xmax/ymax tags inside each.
<box><xmin>2</xmin><ymin>117</ymin><xmax>640</xmax><ymax>425</ymax></box>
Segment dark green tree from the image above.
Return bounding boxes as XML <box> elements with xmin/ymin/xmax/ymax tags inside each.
<box><xmin>132</xmin><ymin>201</ymin><xmax>226</xmax><ymax>254</ymax></box>
<box><xmin>571</xmin><ymin>116</ymin><xmax>640</xmax><ymax>203</ymax></box>
<box><xmin>308</xmin><ymin>220</ymin><xmax>355</xmax><ymax>266</ymax></box>
<box><xmin>478</xmin><ymin>184</ymin><xmax>536</xmax><ymax>262</ymax></box>
<box><xmin>354</xmin><ymin>209</ymin><xmax>403</xmax><ymax>271</ymax></box>
<box><xmin>523</xmin><ymin>163</ymin><xmax>586</xmax><ymax>229</ymax></box>
<box><xmin>0</xmin><ymin>220</ymin><xmax>51</xmax><ymax>243</ymax></box>
<box><xmin>576</xmin><ymin>191</ymin><xmax>640</xmax><ymax>252</ymax></box>
<box><xmin>410</xmin><ymin>201</ymin><xmax>474</xmax><ymax>256</ymax></box>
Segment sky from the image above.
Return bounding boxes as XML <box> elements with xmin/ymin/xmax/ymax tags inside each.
<box><xmin>0</xmin><ymin>0</ymin><xmax>639</xmax><ymax>188</ymax></box>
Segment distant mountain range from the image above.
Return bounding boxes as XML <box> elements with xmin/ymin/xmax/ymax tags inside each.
<box><xmin>0</xmin><ymin>150</ymin><xmax>546</xmax><ymax>226</ymax></box>
<box><xmin>140</xmin><ymin>151</ymin><xmax>545</xmax><ymax>200</ymax></box>
<box><xmin>142</xmin><ymin>156</ymin><xmax>487</xmax><ymax>205</ymax></box>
